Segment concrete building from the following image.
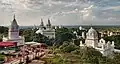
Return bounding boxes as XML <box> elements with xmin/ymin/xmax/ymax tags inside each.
<box><xmin>2</xmin><ymin>15</ymin><xmax>25</xmax><ymax>46</ymax></box>
<box><xmin>80</xmin><ymin>27</ymin><xmax>114</xmax><ymax>56</ymax></box>
<box><xmin>85</xmin><ymin>27</ymin><xmax>99</xmax><ymax>48</ymax></box>
<box><xmin>36</xmin><ymin>19</ymin><xmax>55</xmax><ymax>39</ymax></box>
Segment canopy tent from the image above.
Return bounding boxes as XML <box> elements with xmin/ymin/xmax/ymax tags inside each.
<box><xmin>0</xmin><ymin>42</ymin><xmax>16</xmax><ymax>47</ymax></box>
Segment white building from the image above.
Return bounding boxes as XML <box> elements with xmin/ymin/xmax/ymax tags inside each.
<box><xmin>79</xmin><ymin>26</ymin><xmax>85</xmax><ymax>30</ymax></box>
<box><xmin>80</xmin><ymin>27</ymin><xmax>114</xmax><ymax>56</ymax></box>
<box><xmin>36</xmin><ymin>19</ymin><xmax>55</xmax><ymax>39</ymax></box>
<box><xmin>2</xmin><ymin>15</ymin><xmax>25</xmax><ymax>46</ymax></box>
<box><xmin>82</xmin><ymin>32</ymin><xmax>85</xmax><ymax>39</ymax></box>
<box><xmin>85</xmin><ymin>27</ymin><xmax>99</xmax><ymax>48</ymax></box>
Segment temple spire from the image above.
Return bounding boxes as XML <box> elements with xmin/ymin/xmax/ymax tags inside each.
<box><xmin>11</xmin><ymin>15</ymin><xmax>18</xmax><ymax>27</ymax></box>
<box><xmin>47</xmin><ymin>18</ymin><xmax>51</xmax><ymax>26</ymax></box>
<box><xmin>14</xmin><ymin>14</ymin><xmax>15</xmax><ymax>19</ymax></box>
<box><xmin>40</xmin><ymin>18</ymin><xmax>44</xmax><ymax>26</ymax></box>
<box><xmin>9</xmin><ymin>15</ymin><xmax>19</xmax><ymax>39</ymax></box>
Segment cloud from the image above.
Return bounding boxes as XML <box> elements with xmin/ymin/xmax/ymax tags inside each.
<box><xmin>0</xmin><ymin>0</ymin><xmax>120</xmax><ymax>26</ymax></box>
<box><xmin>104</xmin><ymin>6</ymin><xmax>120</xmax><ymax>11</ymax></box>
<box><xmin>80</xmin><ymin>5</ymin><xmax>95</xmax><ymax>20</ymax></box>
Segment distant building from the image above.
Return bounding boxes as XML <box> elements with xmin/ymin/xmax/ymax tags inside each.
<box><xmin>99</xmin><ymin>31</ymin><xmax>120</xmax><ymax>37</ymax></box>
<box><xmin>80</xmin><ymin>27</ymin><xmax>114</xmax><ymax>56</ymax></box>
<box><xmin>82</xmin><ymin>32</ymin><xmax>85</xmax><ymax>39</ymax></box>
<box><xmin>73</xmin><ymin>26</ymin><xmax>86</xmax><ymax>39</ymax></box>
<box><xmin>79</xmin><ymin>26</ymin><xmax>85</xmax><ymax>30</ymax></box>
<box><xmin>108</xmin><ymin>31</ymin><xmax>120</xmax><ymax>36</ymax></box>
<box><xmin>2</xmin><ymin>15</ymin><xmax>25</xmax><ymax>46</ymax></box>
<box><xmin>36</xmin><ymin>18</ymin><xmax>55</xmax><ymax>39</ymax></box>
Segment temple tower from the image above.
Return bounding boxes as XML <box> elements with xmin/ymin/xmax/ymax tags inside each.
<box><xmin>85</xmin><ymin>27</ymin><xmax>98</xmax><ymax>48</ymax></box>
<box><xmin>8</xmin><ymin>15</ymin><xmax>19</xmax><ymax>39</ymax></box>
<box><xmin>46</xmin><ymin>19</ymin><xmax>51</xmax><ymax>29</ymax></box>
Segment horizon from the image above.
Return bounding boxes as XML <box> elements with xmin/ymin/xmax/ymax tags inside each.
<box><xmin>2</xmin><ymin>24</ymin><xmax>120</xmax><ymax>27</ymax></box>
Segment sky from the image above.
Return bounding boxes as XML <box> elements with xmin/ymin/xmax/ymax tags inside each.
<box><xmin>0</xmin><ymin>0</ymin><xmax>120</xmax><ymax>26</ymax></box>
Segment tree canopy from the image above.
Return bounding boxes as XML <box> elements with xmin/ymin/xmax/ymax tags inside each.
<box><xmin>104</xmin><ymin>35</ymin><xmax>120</xmax><ymax>49</ymax></box>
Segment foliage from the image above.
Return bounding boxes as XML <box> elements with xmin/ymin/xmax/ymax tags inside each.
<box><xmin>0</xmin><ymin>26</ymin><xmax>8</xmax><ymax>41</ymax></box>
<box><xmin>20</xmin><ymin>28</ymin><xmax>54</xmax><ymax>46</ymax></box>
<box><xmin>0</xmin><ymin>54</ymin><xmax>5</xmax><ymax>61</ymax></box>
<box><xmin>51</xmin><ymin>41</ymin><xmax>119</xmax><ymax>64</ymax></box>
<box><xmin>80</xmin><ymin>47</ymin><xmax>102</xmax><ymax>64</ymax></box>
<box><xmin>104</xmin><ymin>35</ymin><xmax>120</xmax><ymax>49</ymax></box>
<box><xmin>20</xmin><ymin>28</ymin><xmax>33</xmax><ymax>42</ymax></box>
<box><xmin>48</xmin><ymin>45</ymin><xmax>116</xmax><ymax>64</ymax></box>
<box><xmin>0</xmin><ymin>26</ymin><xmax>8</xmax><ymax>35</ymax></box>
<box><xmin>59</xmin><ymin>41</ymin><xmax>79</xmax><ymax>53</ymax></box>
<box><xmin>33</xmin><ymin>33</ymin><xmax>47</xmax><ymax>43</ymax></box>
<box><xmin>42</xmin><ymin>55</ymin><xmax>64</xmax><ymax>64</ymax></box>
<box><xmin>113</xmin><ymin>53</ymin><xmax>120</xmax><ymax>64</ymax></box>
<box><xmin>54</xmin><ymin>27</ymin><xmax>75</xmax><ymax>46</ymax></box>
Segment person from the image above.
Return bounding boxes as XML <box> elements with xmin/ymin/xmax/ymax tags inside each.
<box><xmin>26</xmin><ymin>55</ymin><xmax>29</xmax><ymax>64</ymax></box>
<box><xmin>19</xmin><ymin>58</ymin><xmax>22</xmax><ymax>64</ymax></box>
<box><xmin>4</xmin><ymin>56</ymin><xmax>8</xmax><ymax>62</ymax></box>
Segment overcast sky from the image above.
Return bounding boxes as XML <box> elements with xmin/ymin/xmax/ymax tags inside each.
<box><xmin>0</xmin><ymin>0</ymin><xmax>120</xmax><ymax>26</ymax></box>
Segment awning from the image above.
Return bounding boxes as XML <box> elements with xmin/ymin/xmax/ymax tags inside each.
<box><xmin>0</xmin><ymin>42</ymin><xmax>16</xmax><ymax>47</ymax></box>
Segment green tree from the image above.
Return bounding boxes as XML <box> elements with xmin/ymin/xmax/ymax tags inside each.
<box><xmin>0</xmin><ymin>54</ymin><xmax>5</xmax><ymax>61</ymax></box>
<box><xmin>104</xmin><ymin>35</ymin><xmax>120</xmax><ymax>49</ymax></box>
<box><xmin>59</xmin><ymin>41</ymin><xmax>79</xmax><ymax>53</ymax></box>
<box><xmin>21</xmin><ymin>28</ymin><xmax>33</xmax><ymax>42</ymax></box>
<box><xmin>113</xmin><ymin>53</ymin><xmax>120</xmax><ymax>64</ymax></box>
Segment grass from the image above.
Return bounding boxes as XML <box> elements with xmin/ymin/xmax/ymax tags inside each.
<box><xmin>41</xmin><ymin>53</ymin><xmax>85</xmax><ymax>64</ymax></box>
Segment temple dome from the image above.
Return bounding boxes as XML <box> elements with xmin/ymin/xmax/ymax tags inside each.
<box><xmin>87</xmin><ymin>27</ymin><xmax>98</xmax><ymax>39</ymax></box>
<box><xmin>88</xmin><ymin>27</ymin><xmax>97</xmax><ymax>34</ymax></box>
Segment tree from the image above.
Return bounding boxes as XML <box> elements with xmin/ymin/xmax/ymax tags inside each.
<box><xmin>59</xmin><ymin>41</ymin><xmax>79</xmax><ymax>53</ymax></box>
<box><xmin>104</xmin><ymin>35</ymin><xmax>120</xmax><ymax>49</ymax></box>
<box><xmin>33</xmin><ymin>33</ymin><xmax>45</xmax><ymax>42</ymax></box>
<box><xmin>21</xmin><ymin>29</ymin><xmax>33</xmax><ymax>42</ymax></box>
<box><xmin>0</xmin><ymin>54</ymin><xmax>5</xmax><ymax>61</ymax></box>
<box><xmin>0</xmin><ymin>26</ymin><xmax>8</xmax><ymax>35</ymax></box>
<box><xmin>113</xmin><ymin>53</ymin><xmax>120</xmax><ymax>64</ymax></box>
<box><xmin>54</xmin><ymin>32</ymin><xmax>74</xmax><ymax>45</ymax></box>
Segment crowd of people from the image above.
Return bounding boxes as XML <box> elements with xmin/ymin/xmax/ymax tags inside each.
<box><xmin>4</xmin><ymin>43</ymin><xmax>47</xmax><ymax>64</ymax></box>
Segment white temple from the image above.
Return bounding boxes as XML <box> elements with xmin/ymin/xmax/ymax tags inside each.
<box><xmin>2</xmin><ymin>15</ymin><xmax>25</xmax><ymax>46</ymax></box>
<box><xmin>36</xmin><ymin>19</ymin><xmax>55</xmax><ymax>39</ymax></box>
<box><xmin>80</xmin><ymin>27</ymin><xmax>114</xmax><ymax>56</ymax></box>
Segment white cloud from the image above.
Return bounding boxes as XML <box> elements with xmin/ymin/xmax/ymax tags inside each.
<box><xmin>80</xmin><ymin>5</ymin><xmax>95</xmax><ymax>20</ymax></box>
<box><xmin>0</xmin><ymin>0</ymin><xmax>119</xmax><ymax>26</ymax></box>
<box><xmin>104</xmin><ymin>6</ymin><xmax>120</xmax><ymax>11</ymax></box>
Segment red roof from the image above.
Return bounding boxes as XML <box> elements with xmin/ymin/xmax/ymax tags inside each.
<box><xmin>0</xmin><ymin>42</ymin><xmax>16</xmax><ymax>47</ymax></box>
